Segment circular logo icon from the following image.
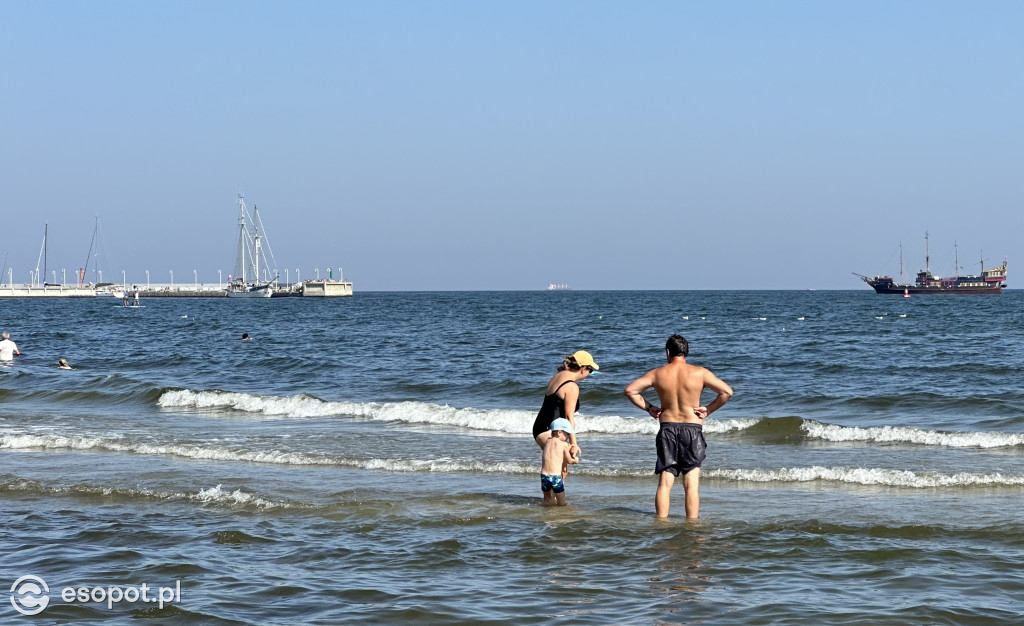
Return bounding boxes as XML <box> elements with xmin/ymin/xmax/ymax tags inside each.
<box><xmin>10</xmin><ymin>575</ymin><xmax>50</xmax><ymax>616</ymax></box>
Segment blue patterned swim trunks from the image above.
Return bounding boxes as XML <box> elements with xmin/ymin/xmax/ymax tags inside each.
<box><xmin>540</xmin><ymin>473</ymin><xmax>565</xmax><ymax>494</ymax></box>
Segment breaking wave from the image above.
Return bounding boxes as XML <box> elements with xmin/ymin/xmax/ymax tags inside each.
<box><xmin>155</xmin><ymin>389</ymin><xmax>1024</xmax><ymax>449</ymax></box>
<box><xmin>800</xmin><ymin>421</ymin><xmax>1024</xmax><ymax>449</ymax></box>
<box><xmin>3</xmin><ymin>434</ymin><xmax>1023</xmax><ymax>489</ymax></box>
<box><xmin>0</xmin><ymin>476</ymin><xmax>290</xmax><ymax>509</ymax></box>
<box><xmin>708</xmin><ymin>466</ymin><xmax>1024</xmax><ymax>488</ymax></box>
<box><xmin>156</xmin><ymin>389</ymin><xmax>759</xmax><ymax>435</ymax></box>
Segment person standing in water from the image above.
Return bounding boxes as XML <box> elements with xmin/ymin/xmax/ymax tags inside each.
<box><xmin>533</xmin><ymin>351</ymin><xmax>599</xmax><ymax>466</ymax></box>
<box><xmin>624</xmin><ymin>335</ymin><xmax>732</xmax><ymax>519</ymax></box>
<box><xmin>0</xmin><ymin>331</ymin><xmax>20</xmax><ymax>361</ymax></box>
<box><xmin>540</xmin><ymin>418</ymin><xmax>580</xmax><ymax>506</ymax></box>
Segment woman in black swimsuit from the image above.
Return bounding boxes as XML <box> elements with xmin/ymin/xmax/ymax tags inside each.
<box><xmin>533</xmin><ymin>350</ymin><xmax>599</xmax><ymax>459</ymax></box>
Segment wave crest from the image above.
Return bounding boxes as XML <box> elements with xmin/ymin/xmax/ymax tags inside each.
<box><xmin>155</xmin><ymin>389</ymin><xmax>759</xmax><ymax>435</ymax></box>
<box><xmin>802</xmin><ymin>422</ymin><xmax>1024</xmax><ymax>449</ymax></box>
<box><xmin>709</xmin><ymin>466</ymin><xmax>1024</xmax><ymax>488</ymax></box>
<box><xmin>155</xmin><ymin>390</ymin><xmax>1024</xmax><ymax>449</ymax></box>
<box><xmin>0</xmin><ymin>476</ymin><xmax>289</xmax><ymax>509</ymax></box>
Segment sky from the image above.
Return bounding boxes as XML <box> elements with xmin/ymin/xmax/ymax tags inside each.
<box><xmin>2</xmin><ymin>1</ymin><xmax>1021</xmax><ymax>290</ymax></box>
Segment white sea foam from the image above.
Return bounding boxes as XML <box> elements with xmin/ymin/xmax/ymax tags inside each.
<box><xmin>0</xmin><ymin>431</ymin><xmax>538</xmax><ymax>475</ymax></box>
<box><xmin>709</xmin><ymin>417</ymin><xmax>763</xmax><ymax>434</ymax></box>
<box><xmin>195</xmin><ymin>484</ymin><xmax>282</xmax><ymax>508</ymax></box>
<box><xmin>157</xmin><ymin>389</ymin><xmax>363</xmax><ymax>418</ymax></box>
<box><xmin>0</xmin><ymin>432</ymin><xmax>333</xmax><ymax>466</ymax></box>
<box><xmin>4</xmin><ymin>433</ymin><xmax>1022</xmax><ymax>487</ymax></box>
<box><xmin>360</xmin><ymin>458</ymin><xmax>536</xmax><ymax>474</ymax></box>
<box><xmin>0</xmin><ymin>475</ymin><xmax>289</xmax><ymax>509</ymax></box>
<box><xmin>709</xmin><ymin>466</ymin><xmax>1024</xmax><ymax>488</ymax></box>
<box><xmin>156</xmin><ymin>389</ymin><xmax>762</xmax><ymax>436</ymax></box>
<box><xmin>802</xmin><ymin>421</ymin><xmax>1024</xmax><ymax>449</ymax></box>
<box><xmin>0</xmin><ymin>432</ymin><xmax>111</xmax><ymax>452</ymax></box>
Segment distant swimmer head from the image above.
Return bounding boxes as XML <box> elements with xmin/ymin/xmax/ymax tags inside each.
<box><xmin>58</xmin><ymin>358</ymin><xmax>71</xmax><ymax>369</ymax></box>
<box><xmin>241</xmin><ymin>333</ymin><xmax>249</xmax><ymax>340</ymax></box>
<box><xmin>564</xmin><ymin>350</ymin><xmax>599</xmax><ymax>372</ymax></box>
<box><xmin>666</xmin><ymin>334</ymin><xmax>689</xmax><ymax>358</ymax></box>
<box><xmin>550</xmin><ymin>417</ymin><xmax>576</xmax><ymax>435</ymax></box>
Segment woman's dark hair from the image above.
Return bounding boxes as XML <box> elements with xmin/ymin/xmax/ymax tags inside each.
<box><xmin>666</xmin><ymin>334</ymin><xmax>689</xmax><ymax>358</ymax></box>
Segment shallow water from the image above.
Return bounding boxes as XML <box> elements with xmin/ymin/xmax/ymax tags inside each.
<box><xmin>2</xmin><ymin>290</ymin><xmax>1023</xmax><ymax>623</ymax></box>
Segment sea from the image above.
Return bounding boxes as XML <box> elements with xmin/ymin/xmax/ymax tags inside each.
<box><xmin>1</xmin><ymin>290</ymin><xmax>1022</xmax><ymax>624</ymax></box>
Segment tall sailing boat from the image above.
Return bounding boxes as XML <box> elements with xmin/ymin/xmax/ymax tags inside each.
<box><xmin>854</xmin><ymin>232</ymin><xmax>1007</xmax><ymax>294</ymax></box>
<box><xmin>81</xmin><ymin>217</ymin><xmax>119</xmax><ymax>294</ymax></box>
<box><xmin>227</xmin><ymin>194</ymin><xmax>278</xmax><ymax>298</ymax></box>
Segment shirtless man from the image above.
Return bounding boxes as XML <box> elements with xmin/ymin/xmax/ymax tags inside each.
<box><xmin>624</xmin><ymin>335</ymin><xmax>732</xmax><ymax>519</ymax></box>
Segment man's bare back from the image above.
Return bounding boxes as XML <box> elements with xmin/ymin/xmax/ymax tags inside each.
<box><xmin>624</xmin><ymin>334</ymin><xmax>732</xmax><ymax>518</ymax></box>
<box><xmin>625</xmin><ymin>357</ymin><xmax>731</xmax><ymax>423</ymax></box>
<box><xmin>650</xmin><ymin>360</ymin><xmax>721</xmax><ymax>423</ymax></box>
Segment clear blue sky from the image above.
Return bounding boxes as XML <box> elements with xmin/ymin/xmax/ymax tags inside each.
<box><xmin>2</xmin><ymin>1</ymin><xmax>1021</xmax><ymax>290</ymax></box>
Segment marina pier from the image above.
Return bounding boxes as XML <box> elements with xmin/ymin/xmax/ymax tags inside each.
<box><xmin>0</xmin><ymin>284</ymin><xmax>97</xmax><ymax>297</ymax></box>
<box><xmin>0</xmin><ymin>280</ymin><xmax>353</xmax><ymax>299</ymax></box>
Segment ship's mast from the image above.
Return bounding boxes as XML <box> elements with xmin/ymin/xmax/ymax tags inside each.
<box><xmin>899</xmin><ymin>241</ymin><xmax>904</xmax><ymax>283</ymax></box>
<box><xmin>954</xmin><ymin>241</ymin><xmax>959</xmax><ymax>277</ymax></box>
<box><xmin>924</xmin><ymin>231</ymin><xmax>930</xmax><ymax>274</ymax></box>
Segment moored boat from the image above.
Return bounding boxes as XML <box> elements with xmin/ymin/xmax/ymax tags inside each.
<box><xmin>0</xmin><ymin>222</ymin><xmax>101</xmax><ymax>298</ymax></box>
<box><xmin>227</xmin><ymin>194</ymin><xmax>278</xmax><ymax>298</ymax></box>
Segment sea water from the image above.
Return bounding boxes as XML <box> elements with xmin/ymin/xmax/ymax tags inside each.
<box><xmin>1</xmin><ymin>291</ymin><xmax>1022</xmax><ymax>624</ymax></box>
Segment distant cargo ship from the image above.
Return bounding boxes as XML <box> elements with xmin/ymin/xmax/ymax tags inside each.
<box><xmin>546</xmin><ymin>283</ymin><xmax>571</xmax><ymax>291</ymax></box>
<box><xmin>855</xmin><ymin>233</ymin><xmax>1007</xmax><ymax>295</ymax></box>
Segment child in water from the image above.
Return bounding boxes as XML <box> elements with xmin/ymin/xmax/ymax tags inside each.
<box><xmin>540</xmin><ymin>418</ymin><xmax>580</xmax><ymax>506</ymax></box>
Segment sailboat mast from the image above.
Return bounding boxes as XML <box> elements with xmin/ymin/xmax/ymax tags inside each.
<box><xmin>43</xmin><ymin>224</ymin><xmax>48</xmax><ymax>284</ymax></box>
<box><xmin>82</xmin><ymin>217</ymin><xmax>98</xmax><ymax>286</ymax></box>
<box><xmin>35</xmin><ymin>225</ymin><xmax>47</xmax><ymax>286</ymax></box>
<box><xmin>253</xmin><ymin>205</ymin><xmax>261</xmax><ymax>283</ymax></box>
<box><xmin>237</xmin><ymin>195</ymin><xmax>248</xmax><ymax>282</ymax></box>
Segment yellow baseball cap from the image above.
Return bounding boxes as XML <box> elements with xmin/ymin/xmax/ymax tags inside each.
<box><xmin>572</xmin><ymin>350</ymin><xmax>599</xmax><ymax>370</ymax></box>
